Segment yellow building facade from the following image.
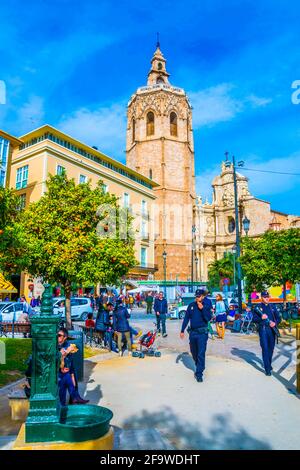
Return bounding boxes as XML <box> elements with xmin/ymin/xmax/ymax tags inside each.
<box><xmin>3</xmin><ymin>125</ymin><xmax>158</xmax><ymax>298</ymax></box>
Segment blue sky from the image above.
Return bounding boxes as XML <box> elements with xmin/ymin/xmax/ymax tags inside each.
<box><xmin>0</xmin><ymin>0</ymin><xmax>300</xmax><ymax>214</ymax></box>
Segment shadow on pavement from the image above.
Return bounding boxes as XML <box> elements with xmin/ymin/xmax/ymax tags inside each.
<box><xmin>122</xmin><ymin>407</ymin><xmax>272</xmax><ymax>450</ymax></box>
<box><xmin>231</xmin><ymin>348</ymin><xmax>264</xmax><ymax>373</ymax></box>
<box><xmin>175</xmin><ymin>352</ymin><xmax>195</xmax><ymax>372</ymax></box>
<box><xmin>79</xmin><ymin>359</ymin><xmax>103</xmax><ymax>404</ymax></box>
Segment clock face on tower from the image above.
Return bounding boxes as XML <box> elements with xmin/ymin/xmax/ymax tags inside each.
<box><xmin>157</xmin><ymin>62</ymin><xmax>163</xmax><ymax>70</ymax></box>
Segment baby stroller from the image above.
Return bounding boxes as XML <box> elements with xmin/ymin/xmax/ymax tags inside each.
<box><xmin>132</xmin><ymin>329</ymin><xmax>161</xmax><ymax>359</ymax></box>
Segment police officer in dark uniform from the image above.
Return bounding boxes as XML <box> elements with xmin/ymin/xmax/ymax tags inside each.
<box><xmin>253</xmin><ymin>291</ymin><xmax>281</xmax><ymax>376</ymax></box>
<box><xmin>180</xmin><ymin>289</ymin><xmax>213</xmax><ymax>382</ymax></box>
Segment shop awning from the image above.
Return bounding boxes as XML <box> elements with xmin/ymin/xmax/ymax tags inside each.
<box><xmin>0</xmin><ymin>273</ymin><xmax>18</xmax><ymax>293</ymax></box>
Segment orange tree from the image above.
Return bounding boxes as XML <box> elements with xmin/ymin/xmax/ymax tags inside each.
<box><xmin>0</xmin><ymin>186</ymin><xmax>23</xmax><ymax>275</ymax></box>
<box><xmin>14</xmin><ymin>173</ymin><xmax>136</xmax><ymax>328</ymax></box>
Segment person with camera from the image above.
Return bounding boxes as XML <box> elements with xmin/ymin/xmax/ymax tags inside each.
<box><xmin>58</xmin><ymin>328</ymin><xmax>89</xmax><ymax>405</ymax></box>
<box><xmin>180</xmin><ymin>289</ymin><xmax>213</xmax><ymax>383</ymax></box>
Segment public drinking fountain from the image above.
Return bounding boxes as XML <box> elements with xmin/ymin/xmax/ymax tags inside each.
<box><xmin>14</xmin><ymin>284</ymin><xmax>113</xmax><ymax>450</ymax></box>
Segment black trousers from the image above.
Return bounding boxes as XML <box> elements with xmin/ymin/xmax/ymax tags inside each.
<box><xmin>156</xmin><ymin>314</ymin><xmax>166</xmax><ymax>335</ymax></box>
<box><xmin>259</xmin><ymin>326</ymin><xmax>276</xmax><ymax>374</ymax></box>
<box><xmin>189</xmin><ymin>331</ymin><xmax>209</xmax><ymax>379</ymax></box>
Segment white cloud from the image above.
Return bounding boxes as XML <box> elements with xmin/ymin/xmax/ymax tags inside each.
<box><xmin>189</xmin><ymin>84</ymin><xmax>242</xmax><ymax>128</ymax></box>
<box><xmin>246</xmin><ymin>94</ymin><xmax>272</xmax><ymax>108</ymax></box>
<box><xmin>195</xmin><ymin>153</ymin><xmax>300</xmax><ymax>206</ymax></box>
<box><xmin>16</xmin><ymin>95</ymin><xmax>45</xmax><ymax>134</ymax></box>
<box><xmin>58</xmin><ymin>102</ymin><xmax>127</xmax><ymax>160</ymax></box>
<box><xmin>189</xmin><ymin>83</ymin><xmax>272</xmax><ymax>128</ymax></box>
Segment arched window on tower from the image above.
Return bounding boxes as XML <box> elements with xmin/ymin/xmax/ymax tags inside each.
<box><xmin>170</xmin><ymin>112</ymin><xmax>178</xmax><ymax>137</ymax></box>
<box><xmin>146</xmin><ymin>111</ymin><xmax>155</xmax><ymax>136</ymax></box>
<box><xmin>132</xmin><ymin>118</ymin><xmax>136</xmax><ymax>143</ymax></box>
<box><xmin>149</xmin><ymin>168</ymin><xmax>153</xmax><ymax>179</ymax></box>
<box><xmin>157</xmin><ymin>76</ymin><xmax>164</xmax><ymax>84</ymax></box>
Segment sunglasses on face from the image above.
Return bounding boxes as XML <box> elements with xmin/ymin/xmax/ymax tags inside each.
<box><xmin>57</xmin><ymin>333</ymin><xmax>65</xmax><ymax>337</ymax></box>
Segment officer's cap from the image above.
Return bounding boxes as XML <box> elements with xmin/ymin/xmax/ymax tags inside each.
<box><xmin>261</xmin><ymin>291</ymin><xmax>270</xmax><ymax>298</ymax></box>
<box><xmin>195</xmin><ymin>288</ymin><xmax>207</xmax><ymax>297</ymax></box>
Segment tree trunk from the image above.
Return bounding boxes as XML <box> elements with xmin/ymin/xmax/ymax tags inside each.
<box><xmin>64</xmin><ymin>280</ymin><xmax>72</xmax><ymax>330</ymax></box>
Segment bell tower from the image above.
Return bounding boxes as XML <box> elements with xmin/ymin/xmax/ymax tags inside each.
<box><xmin>126</xmin><ymin>42</ymin><xmax>196</xmax><ymax>281</ymax></box>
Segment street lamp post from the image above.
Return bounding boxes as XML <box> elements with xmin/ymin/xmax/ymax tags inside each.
<box><xmin>231</xmin><ymin>245</ymin><xmax>237</xmax><ymax>291</ymax></box>
<box><xmin>191</xmin><ymin>225</ymin><xmax>196</xmax><ymax>293</ymax></box>
<box><xmin>242</xmin><ymin>216</ymin><xmax>251</xmax><ymax>302</ymax></box>
<box><xmin>242</xmin><ymin>216</ymin><xmax>250</xmax><ymax>236</ymax></box>
<box><xmin>162</xmin><ymin>250</ymin><xmax>167</xmax><ymax>298</ymax></box>
<box><xmin>195</xmin><ymin>257</ymin><xmax>199</xmax><ymax>283</ymax></box>
<box><xmin>224</xmin><ymin>153</ymin><xmax>244</xmax><ymax>315</ymax></box>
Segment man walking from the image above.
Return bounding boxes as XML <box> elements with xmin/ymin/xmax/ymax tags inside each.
<box><xmin>154</xmin><ymin>291</ymin><xmax>168</xmax><ymax>337</ymax></box>
<box><xmin>180</xmin><ymin>289</ymin><xmax>213</xmax><ymax>382</ymax></box>
<box><xmin>145</xmin><ymin>292</ymin><xmax>154</xmax><ymax>315</ymax></box>
<box><xmin>253</xmin><ymin>291</ymin><xmax>280</xmax><ymax>376</ymax></box>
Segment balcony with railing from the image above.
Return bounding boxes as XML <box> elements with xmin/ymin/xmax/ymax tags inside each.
<box><xmin>129</xmin><ymin>263</ymin><xmax>158</xmax><ymax>273</ymax></box>
<box><xmin>140</xmin><ymin>232</ymin><xmax>150</xmax><ymax>242</ymax></box>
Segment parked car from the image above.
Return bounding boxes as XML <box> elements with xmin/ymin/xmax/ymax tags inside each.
<box><xmin>0</xmin><ymin>302</ymin><xmax>26</xmax><ymax>321</ymax></box>
<box><xmin>169</xmin><ymin>296</ymin><xmax>217</xmax><ymax>320</ymax></box>
<box><xmin>52</xmin><ymin>297</ymin><xmax>94</xmax><ymax>321</ymax></box>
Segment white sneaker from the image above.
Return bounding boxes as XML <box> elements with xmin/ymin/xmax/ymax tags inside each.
<box><xmin>119</xmin><ymin>352</ymin><xmax>122</xmax><ymax>357</ymax></box>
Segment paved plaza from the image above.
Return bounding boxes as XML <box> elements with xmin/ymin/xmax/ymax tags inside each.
<box><xmin>1</xmin><ymin>310</ymin><xmax>299</xmax><ymax>450</ymax></box>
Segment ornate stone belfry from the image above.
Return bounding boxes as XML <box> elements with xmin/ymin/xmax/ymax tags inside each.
<box><xmin>126</xmin><ymin>43</ymin><xmax>196</xmax><ymax>281</ymax></box>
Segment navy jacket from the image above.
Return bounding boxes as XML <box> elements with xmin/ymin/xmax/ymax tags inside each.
<box><xmin>181</xmin><ymin>298</ymin><xmax>213</xmax><ymax>333</ymax></box>
<box><xmin>113</xmin><ymin>306</ymin><xmax>131</xmax><ymax>332</ymax></box>
<box><xmin>253</xmin><ymin>303</ymin><xmax>280</xmax><ymax>328</ymax></box>
<box><xmin>154</xmin><ymin>298</ymin><xmax>168</xmax><ymax>315</ymax></box>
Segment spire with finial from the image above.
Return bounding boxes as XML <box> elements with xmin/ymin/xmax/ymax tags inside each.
<box><xmin>156</xmin><ymin>32</ymin><xmax>160</xmax><ymax>49</ymax></box>
<box><xmin>147</xmin><ymin>35</ymin><xmax>170</xmax><ymax>86</ymax></box>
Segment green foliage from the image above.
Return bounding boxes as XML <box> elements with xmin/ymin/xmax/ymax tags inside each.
<box><xmin>240</xmin><ymin>228</ymin><xmax>300</xmax><ymax>293</ymax></box>
<box><xmin>0</xmin><ymin>186</ymin><xmax>23</xmax><ymax>275</ymax></box>
<box><xmin>207</xmin><ymin>255</ymin><xmax>234</xmax><ymax>290</ymax></box>
<box><xmin>0</xmin><ymin>338</ymin><xmax>32</xmax><ymax>387</ymax></box>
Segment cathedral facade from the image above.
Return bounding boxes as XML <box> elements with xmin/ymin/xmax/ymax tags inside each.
<box><xmin>194</xmin><ymin>162</ymin><xmax>300</xmax><ymax>281</ymax></box>
<box><xmin>126</xmin><ymin>44</ymin><xmax>299</xmax><ymax>282</ymax></box>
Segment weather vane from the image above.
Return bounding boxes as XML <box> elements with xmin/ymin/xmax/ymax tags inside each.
<box><xmin>156</xmin><ymin>32</ymin><xmax>160</xmax><ymax>48</ymax></box>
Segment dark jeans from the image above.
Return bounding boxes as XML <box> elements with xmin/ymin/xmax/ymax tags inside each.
<box><xmin>146</xmin><ymin>303</ymin><xmax>153</xmax><ymax>314</ymax></box>
<box><xmin>156</xmin><ymin>314</ymin><xmax>167</xmax><ymax>335</ymax></box>
<box><xmin>58</xmin><ymin>371</ymin><xmax>79</xmax><ymax>406</ymax></box>
<box><xmin>189</xmin><ymin>331</ymin><xmax>209</xmax><ymax>379</ymax></box>
<box><xmin>259</xmin><ymin>326</ymin><xmax>276</xmax><ymax>374</ymax></box>
<box><xmin>104</xmin><ymin>330</ymin><xmax>113</xmax><ymax>350</ymax></box>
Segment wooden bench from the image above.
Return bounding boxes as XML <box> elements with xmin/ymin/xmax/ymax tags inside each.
<box><xmin>0</xmin><ymin>322</ymin><xmax>31</xmax><ymax>338</ymax></box>
<box><xmin>8</xmin><ymin>388</ymin><xmax>29</xmax><ymax>421</ymax></box>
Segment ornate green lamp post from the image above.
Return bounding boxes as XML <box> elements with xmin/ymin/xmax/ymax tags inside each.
<box><xmin>26</xmin><ymin>284</ymin><xmax>61</xmax><ymax>442</ymax></box>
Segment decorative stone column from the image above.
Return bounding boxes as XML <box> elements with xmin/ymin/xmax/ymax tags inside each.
<box><xmin>25</xmin><ymin>284</ymin><xmax>61</xmax><ymax>443</ymax></box>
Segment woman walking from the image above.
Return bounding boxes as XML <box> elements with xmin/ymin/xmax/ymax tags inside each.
<box><xmin>215</xmin><ymin>294</ymin><xmax>227</xmax><ymax>339</ymax></box>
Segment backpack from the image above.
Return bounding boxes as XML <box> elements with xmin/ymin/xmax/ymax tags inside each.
<box><xmin>232</xmin><ymin>319</ymin><xmax>242</xmax><ymax>332</ymax></box>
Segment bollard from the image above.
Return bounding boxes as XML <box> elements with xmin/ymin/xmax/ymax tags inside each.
<box><xmin>297</xmin><ymin>324</ymin><xmax>300</xmax><ymax>394</ymax></box>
